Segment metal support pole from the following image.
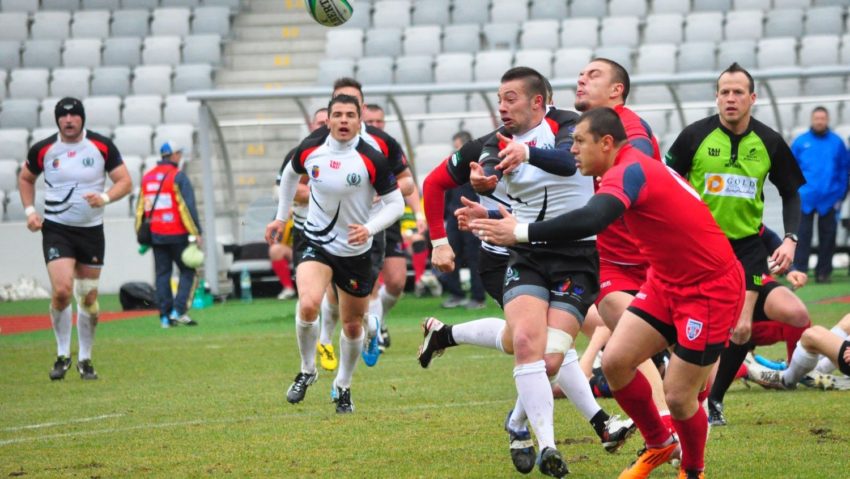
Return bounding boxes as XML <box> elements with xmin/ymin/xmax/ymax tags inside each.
<box><xmin>197</xmin><ymin>102</ymin><xmax>220</xmax><ymax>295</ymax></box>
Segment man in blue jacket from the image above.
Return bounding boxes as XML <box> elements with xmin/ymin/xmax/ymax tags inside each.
<box><xmin>791</xmin><ymin>106</ymin><xmax>850</xmax><ymax>283</ymax></box>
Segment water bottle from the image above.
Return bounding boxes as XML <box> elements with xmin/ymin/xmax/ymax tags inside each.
<box><xmin>240</xmin><ymin>267</ymin><xmax>253</xmax><ymax>303</ymax></box>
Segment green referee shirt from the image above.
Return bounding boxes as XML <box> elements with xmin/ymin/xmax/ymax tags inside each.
<box><xmin>665</xmin><ymin>114</ymin><xmax>804</xmax><ymax>240</ymax></box>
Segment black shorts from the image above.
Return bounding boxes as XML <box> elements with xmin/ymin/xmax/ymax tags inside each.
<box><xmin>291</xmin><ymin>226</ymin><xmax>307</xmax><ymax>268</ymax></box>
<box><xmin>839</xmin><ymin>341</ymin><xmax>850</xmax><ymax>377</ymax></box>
<box><xmin>478</xmin><ymin>247</ymin><xmax>509</xmax><ymax>307</ymax></box>
<box><xmin>384</xmin><ymin>220</ymin><xmax>406</xmax><ymax>258</ymax></box>
<box><xmin>502</xmin><ymin>242</ymin><xmax>600</xmax><ymax>323</ymax></box>
<box><xmin>730</xmin><ymin>235</ymin><xmax>770</xmax><ymax>292</ymax></box>
<box><xmin>299</xmin><ymin>241</ymin><xmax>374</xmax><ymax>298</ymax></box>
<box><xmin>41</xmin><ymin>219</ymin><xmax>105</xmax><ymax>266</ymax></box>
<box><xmin>752</xmin><ymin>279</ymin><xmax>783</xmax><ymax>322</ymax></box>
<box><xmin>369</xmin><ymin>231</ymin><xmax>386</xmax><ymax>282</ymax></box>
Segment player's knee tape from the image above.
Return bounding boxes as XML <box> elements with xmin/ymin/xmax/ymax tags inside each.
<box><xmin>545</xmin><ymin>327</ymin><xmax>573</xmax><ymax>356</ymax></box>
<box><xmin>75</xmin><ymin>279</ymin><xmax>100</xmax><ymax>315</ymax></box>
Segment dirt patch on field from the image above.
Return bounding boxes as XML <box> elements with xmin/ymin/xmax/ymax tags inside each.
<box><xmin>0</xmin><ymin>310</ymin><xmax>155</xmax><ymax>335</ymax></box>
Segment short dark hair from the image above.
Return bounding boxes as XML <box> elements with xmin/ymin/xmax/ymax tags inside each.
<box><xmin>333</xmin><ymin>77</ymin><xmax>364</xmax><ymax>100</ymax></box>
<box><xmin>578</xmin><ymin>107</ymin><xmax>628</xmax><ymax>143</ymax></box>
<box><xmin>452</xmin><ymin>130</ymin><xmax>473</xmax><ymax>145</ymax></box>
<box><xmin>717</xmin><ymin>62</ymin><xmax>754</xmax><ymax>93</ymax></box>
<box><xmin>542</xmin><ymin>76</ymin><xmax>553</xmax><ymax>105</ymax></box>
<box><xmin>328</xmin><ymin>94</ymin><xmax>361</xmax><ymax>117</ymax></box>
<box><xmin>365</xmin><ymin>103</ymin><xmax>384</xmax><ymax>113</ymax></box>
<box><xmin>501</xmin><ymin>67</ymin><xmax>547</xmax><ymax>103</ymax></box>
<box><xmin>591</xmin><ymin>58</ymin><xmax>631</xmax><ymax>103</ymax></box>
<box><xmin>812</xmin><ymin>105</ymin><xmax>829</xmax><ymax>116</ymax></box>
<box><xmin>313</xmin><ymin>107</ymin><xmax>328</xmax><ymax>117</ymax></box>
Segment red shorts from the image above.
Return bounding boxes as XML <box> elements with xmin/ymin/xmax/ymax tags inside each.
<box><xmin>628</xmin><ymin>262</ymin><xmax>745</xmax><ymax>366</ymax></box>
<box><xmin>596</xmin><ymin>261</ymin><xmax>648</xmax><ymax>305</ymax></box>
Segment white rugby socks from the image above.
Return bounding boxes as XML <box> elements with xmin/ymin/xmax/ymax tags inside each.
<box><xmin>451</xmin><ymin>317</ymin><xmax>506</xmax><ymax>350</ymax></box>
<box><xmin>557</xmin><ymin>349</ymin><xmax>602</xmax><ymax>421</ymax></box>
<box><xmin>783</xmin><ymin>340</ymin><xmax>819</xmax><ymax>386</ymax></box>
<box><xmin>295</xmin><ymin>315</ymin><xmax>320</xmax><ymax>374</ymax></box>
<box><xmin>76</xmin><ymin>306</ymin><xmax>96</xmax><ymax>361</ymax></box>
<box><xmin>335</xmin><ymin>328</ymin><xmax>364</xmax><ymax>389</ymax></box>
<box><xmin>319</xmin><ymin>295</ymin><xmax>339</xmax><ymax>345</ymax></box>
<box><xmin>50</xmin><ymin>305</ymin><xmax>72</xmax><ymax>358</ymax></box>
<box><xmin>514</xmin><ymin>360</ymin><xmax>555</xmax><ymax>451</ymax></box>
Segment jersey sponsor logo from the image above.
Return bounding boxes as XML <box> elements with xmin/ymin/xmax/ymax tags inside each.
<box><xmin>753</xmin><ymin>274</ymin><xmax>763</xmax><ymax>286</ymax></box>
<box><xmin>346</xmin><ymin>172</ymin><xmax>362</xmax><ymax>187</ymax></box>
<box><xmin>635</xmin><ymin>292</ymin><xmax>647</xmax><ymax>300</ymax></box>
<box><xmin>686</xmin><ymin>318</ymin><xmax>703</xmax><ymax>341</ymax></box>
<box><xmin>302</xmin><ymin>246</ymin><xmax>316</xmax><ymax>259</ymax></box>
<box><xmin>707</xmin><ymin>147</ymin><xmax>721</xmax><ymax>157</ymax></box>
<box><xmin>349</xmin><ymin>279</ymin><xmax>359</xmax><ymax>291</ymax></box>
<box><xmin>504</xmin><ymin>266</ymin><xmax>520</xmax><ymax>286</ymax></box>
<box><xmin>451</xmin><ymin>151</ymin><xmax>460</xmax><ymax>167</ymax></box>
<box><xmin>704</xmin><ymin>173</ymin><xmax>757</xmax><ymax>199</ymax></box>
<box><xmin>330</xmin><ymin>159</ymin><xmax>341</xmax><ymax>169</ymax></box>
<box><xmin>162</xmin><ymin>212</ymin><xmax>174</xmax><ymax>222</ymax></box>
<box><xmin>311</xmin><ymin>165</ymin><xmax>320</xmax><ymax>179</ymax></box>
<box><xmin>743</xmin><ymin>147</ymin><xmax>759</xmax><ymax>162</ymax></box>
<box><xmin>557</xmin><ymin>277</ymin><xmax>571</xmax><ymax>293</ymax></box>
<box><xmin>82</xmin><ymin>157</ymin><xmax>95</xmax><ymax>167</ymax></box>
<box><xmin>68</xmin><ymin>150</ymin><xmax>76</xmax><ymax>158</ymax></box>
<box><xmin>600</xmin><ymin>280</ymin><xmax>612</xmax><ymax>289</ymax></box>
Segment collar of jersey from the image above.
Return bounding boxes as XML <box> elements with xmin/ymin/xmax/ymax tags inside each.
<box><xmin>326</xmin><ymin>135</ymin><xmax>358</xmax><ymax>152</ymax></box>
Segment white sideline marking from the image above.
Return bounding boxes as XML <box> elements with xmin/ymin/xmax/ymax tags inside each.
<box><xmin>0</xmin><ymin>400</ymin><xmax>506</xmax><ymax>447</ymax></box>
<box><xmin>2</xmin><ymin>414</ymin><xmax>125</xmax><ymax>432</ymax></box>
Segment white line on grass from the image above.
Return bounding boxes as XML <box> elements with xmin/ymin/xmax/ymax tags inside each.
<box><xmin>0</xmin><ymin>400</ymin><xmax>506</xmax><ymax>447</ymax></box>
<box><xmin>2</xmin><ymin>413</ymin><xmax>125</xmax><ymax>432</ymax></box>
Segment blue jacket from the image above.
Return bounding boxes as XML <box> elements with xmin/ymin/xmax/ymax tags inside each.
<box><xmin>791</xmin><ymin>128</ymin><xmax>850</xmax><ymax>215</ymax></box>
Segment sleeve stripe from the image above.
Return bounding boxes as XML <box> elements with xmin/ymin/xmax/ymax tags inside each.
<box><xmin>359</xmin><ymin>152</ymin><xmax>377</xmax><ymax>185</ymax></box>
<box><xmin>545</xmin><ymin>117</ymin><xmax>560</xmax><ymax>135</ymax></box>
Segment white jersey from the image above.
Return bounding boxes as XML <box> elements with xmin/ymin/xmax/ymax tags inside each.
<box><xmin>479</xmin><ymin>182</ymin><xmax>511</xmax><ymax>256</ymax></box>
<box><xmin>26</xmin><ymin>130</ymin><xmax>123</xmax><ymax>227</ymax></box>
<box><xmin>277</xmin><ymin>148</ymin><xmax>309</xmax><ymax>229</ymax></box>
<box><xmin>480</xmin><ymin>110</ymin><xmax>595</xmax><ymax>240</ymax></box>
<box><xmin>290</xmin><ymin>133</ymin><xmax>399</xmax><ymax>257</ymax></box>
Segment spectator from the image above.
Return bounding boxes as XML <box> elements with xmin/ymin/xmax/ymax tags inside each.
<box><xmin>136</xmin><ymin>140</ymin><xmax>202</xmax><ymax>328</ymax></box>
<box><xmin>791</xmin><ymin>106</ymin><xmax>850</xmax><ymax>283</ymax></box>
<box><xmin>439</xmin><ymin>131</ymin><xmax>486</xmax><ymax>310</ymax></box>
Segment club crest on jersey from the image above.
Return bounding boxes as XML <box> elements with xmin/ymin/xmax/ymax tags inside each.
<box><xmin>451</xmin><ymin>152</ymin><xmax>460</xmax><ymax>167</ymax></box>
<box><xmin>349</xmin><ymin>279</ymin><xmax>359</xmax><ymax>290</ymax></box>
<box><xmin>346</xmin><ymin>172</ymin><xmax>362</xmax><ymax>187</ymax></box>
<box><xmin>311</xmin><ymin>165</ymin><xmax>320</xmax><ymax>179</ymax></box>
<box><xmin>557</xmin><ymin>278</ymin><xmax>572</xmax><ymax>292</ymax></box>
<box><xmin>330</xmin><ymin>159</ymin><xmax>341</xmax><ymax>169</ymax></box>
<box><xmin>52</xmin><ymin>158</ymin><xmax>60</xmax><ymax>168</ymax></box>
<box><xmin>82</xmin><ymin>157</ymin><xmax>95</xmax><ymax>167</ymax></box>
<box><xmin>504</xmin><ymin>267</ymin><xmax>520</xmax><ymax>286</ymax></box>
<box><xmin>47</xmin><ymin>247</ymin><xmax>60</xmax><ymax>260</ymax></box>
<box><xmin>302</xmin><ymin>246</ymin><xmax>316</xmax><ymax>259</ymax></box>
<box><xmin>686</xmin><ymin>318</ymin><xmax>703</xmax><ymax>341</ymax></box>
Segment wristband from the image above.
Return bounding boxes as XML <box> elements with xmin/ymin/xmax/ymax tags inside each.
<box><xmin>100</xmin><ymin>192</ymin><xmax>111</xmax><ymax>204</ymax></box>
<box><xmin>24</xmin><ymin>206</ymin><xmax>37</xmax><ymax>217</ymax></box>
<box><xmin>431</xmin><ymin>237</ymin><xmax>449</xmax><ymax>248</ymax></box>
<box><xmin>513</xmin><ymin>223</ymin><xmax>530</xmax><ymax>243</ymax></box>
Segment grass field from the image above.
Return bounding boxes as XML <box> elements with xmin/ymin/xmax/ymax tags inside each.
<box><xmin>1</xmin><ymin>272</ymin><xmax>849</xmax><ymax>478</ymax></box>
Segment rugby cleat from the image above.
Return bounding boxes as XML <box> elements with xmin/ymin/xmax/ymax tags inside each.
<box><xmin>417</xmin><ymin>317</ymin><xmax>448</xmax><ymax>368</ymax></box>
<box><xmin>286</xmin><ymin>371</ymin><xmax>317</xmax><ymax>404</ymax></box>
<box><xmin>677</xmin><ymin>469</ymin><xmax>705</xmax><ymax>479</ymax></box>
<box><xmin>707</xmin><ymin>398</ymin><xmax>726</xmax><ymax>427</ymax></box>
<box><xmin>618</xmin><ymin>439</ymin><xmax>679</xmax><ymax>479</ymax></box>
<box><xmin>504</xmin><ymin>410</ymin><xmax>536</xmax><ymax>474</ymax></box>
<box><xmin>800</xmin><ymin>372</ymin><xmax>837</xmax><ymax>390</ymax></box>
<box><xmin>746</xmin><ymin>361</ymin><xmax>790</xmax><ymax>390</ymax></box>
<box><xmin>600</xmin><ymin>415</ymin><xmax>637</xmax><ymax>453</ymax></box>
<box><xmin>160</xmin><ymin>315</ymin><xmax>171</xmax><ymax>329</ymax></box>
<box><xmin>361</xmin><ymin>314</ymin><xmax>382</xmax><ymax>367</ymax></box>
<box><xmin>317</xmin><ymin>342</ymin><xmax>338</xmax><ymax>371</ymax></box>
<box><xmin>173</xmin><ymin>314</ymin><xmax>198</xmax><ymax>326</ymax></box>
<box><xmin>537</xmin><ymin>447</ymin><xmax>569</xmax><ymax>478</ymax></box>
<box><xmin>76</xmin><ymin>359</ymin><xmax>98</xmax><ymax>380</ymax></box>
<box><xmin>49</xmin><ymin>356</ymin><xmax>72</xmax><ymax>381</ymax></box>
<box><xmin>334</xmin><ymin>385</ymin><xmax>354</xmax><ymax>414</ymax></box>
<box><xmin>379</xmin><ymin>323</ymin><xmax>391</xmax><ymax>349</ymax></box>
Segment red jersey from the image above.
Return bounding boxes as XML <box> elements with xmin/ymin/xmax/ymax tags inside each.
<box><xmin>597</xmin><ymin>144</ymin><xmax>735</xmax><ymax>285</ymax></box>
<box><xmin>597</xmin><ymin>105</ymin><xmax>661</xmax><ymax>265</ymax></box>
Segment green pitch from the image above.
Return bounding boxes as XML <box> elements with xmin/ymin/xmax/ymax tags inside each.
<box><xmin>1</xmin><ymin>273</ymin><xmax>849</xmax><ymax>478</ymax></box>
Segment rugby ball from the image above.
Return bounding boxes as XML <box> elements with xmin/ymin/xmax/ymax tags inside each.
<box><xmin>305</xmin><ymin>0</ymin><xmax>353</xmax><ymax>27</ymax></box>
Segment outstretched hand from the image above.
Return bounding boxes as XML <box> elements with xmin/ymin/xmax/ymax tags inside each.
<box><xmin>469</xmin><ymin>161</ymin><xmax>498</xmax><ymax>194</ymax></box>
<box><xmin>495</xmin><ymin>132</ymin><xmax>528</xmax><ymax>174</ymax></box>
<box><xmin>454</xmin><ymin>196</ymin><xmax>488</xmax><ymax>232</ymax></box>
<box><xmin>469</xmin><ymin>205</ymin><xmax>518</xmax><ymax>246</ymax></box>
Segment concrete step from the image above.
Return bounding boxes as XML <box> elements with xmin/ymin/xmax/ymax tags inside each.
<box><xmin>215</xmin><ymin>67</ymin><xmax>318</xmax><ymax>84</ymax></box>
<box><xmin>234</xmin><ymin>25</ymin><xmax>327</xmax><ymax>41</ymax></box>
<box><xmin>234</xmin><ymin>12</ymin><xmax>315</xmax><ymax>27</ymax></box>
<box><xmin>226</xmin><ymin>39</ymin><xmax>324</xmax><ymax>55</ymax></box>
<box><xmin>247</xmin><ymin>0</ymin><xmax>313</xmax><ymax>14</ymax></box>
<box><xmin>229</xmin><ymin>51</ymin><xmax>321</xmax><ymax>70</ymax></box>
